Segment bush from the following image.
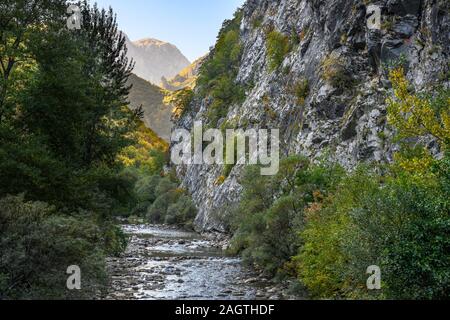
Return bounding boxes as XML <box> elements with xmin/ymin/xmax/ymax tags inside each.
<box><xmin>135</xmin><ymin>175</ymin><xmax>162</xmax><ymax>203</ymax></box>
<box><xmin>295</xmin><ymin>167</ymin><xmax>381</xmax><ymax>299</ymax></box>
<box><xmin>349</xmin><ymin>160</ymin><xmax>450</xmax><ymax>299</ymax></box>
<box><xmin>321</xmin><ymin>54</ymin><xmax>353</xmax><ymax>89</ymax></box>
<box><xmin>266</xmin><ymin>30</ymin><xmax>291</xmax><ymax>71</ymax></box>
<box><xmin>298</xmin><ymin>156</ymin><xmax>450</xmax><ymax>300</ymax></box>
<box><xmin>143</xmin><ymin>176</ymin><xmax>197</xmax><ymax>228</ymax></box>
<box><xmin>230</xmin><ymin>156</ymin><xmax>345</xmax><ymax>276</ymax></box>
<box><xmin>0</xmin><ymin>195</ymin><xmax>118</xmax><ymax>299</ymax></box>
<box><xmin>165</xmin><ymin>196</ymin><xmax>197</xmax><ymax>227</ymax></box>
<box><xmin>293</xmin><ymin>78</ymin><xmax>310</xmax><ymax>105</ymax></box>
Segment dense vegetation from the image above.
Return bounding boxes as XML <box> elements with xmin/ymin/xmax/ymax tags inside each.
<box><xmin>0</xmin><ymin>0</ymin><xmax>178</xmax><ymax>299</ymax></box>
<box><xmin>197</xmin><ymin>10</ymin><xmax>245</xmax><ymax>127</ymax></box>
<box><xmin>119</xmin><ymin>122</ymin><xmax>197</xmax><ymax>229</ymax></box>
<box><xmin>230</xmin><ymin>68</ymin><xmax>450</xmax><ymax>300</ymax></box>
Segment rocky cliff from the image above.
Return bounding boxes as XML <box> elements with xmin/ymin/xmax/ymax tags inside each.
<box><xmin>172</xmin><ymin>0</ymin><xmax>449</xmax><ymax>232</ymax></box>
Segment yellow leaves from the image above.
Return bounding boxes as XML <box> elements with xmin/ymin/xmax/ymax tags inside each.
<box><xmin>394</xmin><ymin>151</ymin><xmax>434</xmax><ymax>178</ymax></box>
<box><xmin>387</xmin><ymin>67</ymin><xmax>450</xmax><ymax>150</ymax></box>
<box><xmin>387</xmin><ymin>68</ymin><xmax>449</xmax><ymax>180</ymax></box>
<box><xmin>215</xmin><ymin>175</ymin><xmax>226</xmax><ymax>186</ymax></box>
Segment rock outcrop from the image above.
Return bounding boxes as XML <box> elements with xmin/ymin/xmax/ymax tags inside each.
<box><xmin>173</xmin><ymin>0</ymin><xmax>449</xmax><ymax>232</ymax></box>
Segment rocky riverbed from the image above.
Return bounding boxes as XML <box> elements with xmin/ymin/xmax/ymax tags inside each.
<box><xmin>104</xmin><ymin>224</ymin><xmax>302</xmax><ymax>300</ymax></box>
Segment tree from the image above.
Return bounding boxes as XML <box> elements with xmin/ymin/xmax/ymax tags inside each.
<box><xmin>387</xmin><ymin>67</ymin><xmax>450</xmax><ymax>150</ymax></box>
<box><xmin>0</xmin><ymin>0</ymin><xmax>66</xmax><ymax>123</ymax></box>
<box><xmin>79</xmin><ymin>1</ymin><xmax>137</xmax><ymax>166</ymax></box>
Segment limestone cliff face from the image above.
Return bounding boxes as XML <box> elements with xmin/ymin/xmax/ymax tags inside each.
<box><xmin>173</xmin><ymin>0</ymin><xmax>450</xmax><ymax>232</ymax></box>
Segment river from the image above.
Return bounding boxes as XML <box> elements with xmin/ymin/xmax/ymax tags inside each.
<box><xmin>104</xmin><ymin>224</ymin><xmax>289</xmax><ymax>300</ymax></box>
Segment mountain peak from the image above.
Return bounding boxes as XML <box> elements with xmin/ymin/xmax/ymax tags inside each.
<box><xmin>124</xmin><ymin>33</ymin><xmax>191</xmax><ymax>85</ymax></box>
<box><xmin>133</xmin><ymin>38</ymin><xmax>169</xmax><ymax>48</ymax></box>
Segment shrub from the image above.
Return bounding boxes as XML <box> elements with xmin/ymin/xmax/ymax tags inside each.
<box><xmin>351</xmin><ymin>165</ymin><xmax>450</xmax><ymax>299</ymax></box>
<box><xmin>144</xmin><ymin>176</ymin><xmax>197</xmax><ymax>228</ymax></box>
<box><xmin>0</xmin><ymin>195</ymin><xmax>115</xmax><ymax>299</ymax></box>
<box><xmin>266</xmin><ymin>30</ymin><xmax>291</xmax><ymax>71</ymax></box>
<box><xmin>147</xmin><ymin>189</ymin><xmax>180</xmax><ymax>223</ymax></box>
<box><xmin>321</xmin><ymin>54</ymin><xmax>353</xmax><ymax>89</ymax></box>
<box><xmin>295</xmin><ymin>167</ymin><xmax>381</xmax><ymax>299</ymax></box>
<box><xmin>230</xmin><ymin>156</ymin><xmax>345</xmax><ymax>276</ymax></box>
<box><xmin>165</xmin><ymin>196</ymin><xmax>197</xmax><ymax>227</ymax></box>
<box><xmin>293</xmin><ymin>78</ymin><xmax>310</xmax><ymax>105</ymax></box>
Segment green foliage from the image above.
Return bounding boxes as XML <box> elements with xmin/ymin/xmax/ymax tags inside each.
<box><xmin>164</xmin><ymin>88</ymin><xmax>194</xmax><ymax>120</ymax></box>
<box><xmin>230</xmin><ymin>156</ymin><xmax>345</xmax><ymax>276</ymax></box>
<box><xmin>293</xmin><ymin>78</ymin><xmax>310</xmax><ymax>105</ymax></box>
<box><xmin>0</xmin><ymin>1</ymin><xmax>140</xmax><ymax>299</ymax></box>
<box><xmin>296</xmin><ymin>157</ymin><xmax>450</xmax><ymax>300</ymax></box>
<box><xmin>119</xmin><ymin>121</ymin><xmax>196</xmax><ymax>229</ymax></box>
<box><xmin>0</xmin><ymin>195</ymin><xmax>126</xmax><ymax>299</ymax></box>
<box><xmin>296</xmin><ymin>167</ymin><xmax>381</xmax><ymax>299</ymax></box>
<box><xmin>144</xmin><ymin>176</ymin><xmax>197</xmax><ymax>228</ymax></box>
<box><xmin>166</xmin><ymin>196</ymin><xmax>197</xmax><ymax>229</ymax></box>
<box><xmin>197</xmin><ymin>10</ymin><xmax>245</xmax><ymax>126</ymax></box>
<box><xmin>293</xmin><ymin>79</ymin><xmax>450</xmax><ymax>300</ymax></box>
<box><xmin>118</xmin><ymin>121</ymin><xmax>168</xmax><ymax>175</ymax></box>
<box><xmin>266</xmin><ymin>30</ymin><xmax>291</xmax><ymax>71</ymax></box>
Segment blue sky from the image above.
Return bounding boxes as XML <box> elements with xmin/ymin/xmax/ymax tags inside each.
<box><xmin>93</xmin><ymin>0</ymin><xmax>245</xmax><ymax>62</ymax></box>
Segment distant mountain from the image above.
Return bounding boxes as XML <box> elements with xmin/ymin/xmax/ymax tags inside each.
<box><xmin>161</xmin><ymin>56</ymin><xmax>206</xmax><ymax>91</ymax></box>
<box><xmin>126</xmin><ymin>74</ymin><xmax>173</xmax><ymax>141</ymax></box>
<box><xmin>125</xmin><ymin>34</ymin><xmax>190</xmax><ymax>85</ymax></box>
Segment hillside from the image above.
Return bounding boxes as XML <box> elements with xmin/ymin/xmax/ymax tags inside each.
<box><xmin>161</xmin><ymin>56</ymin><xmax>206</xmax><ymax>91</ymax></box>
<box><xmin>127</xmin><ymin>74</ymin><xmax>173</xmax><ymax>141</ymax></box>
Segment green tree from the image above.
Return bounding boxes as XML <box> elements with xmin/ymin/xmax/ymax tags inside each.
<box><xmin>0</xmin><ymin>0</ymin><xmax>66</xmax><ymax>123</ymax></box>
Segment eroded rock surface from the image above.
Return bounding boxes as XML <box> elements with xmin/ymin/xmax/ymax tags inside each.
<box><xmin>173</xmin><ymin>0</ymin><xmax>449</xmax><ymax>232</ymax></box>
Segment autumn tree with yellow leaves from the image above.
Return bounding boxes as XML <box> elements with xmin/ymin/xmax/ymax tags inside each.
<box><xmin>387</xmin><ymin>67</ymin><xmax>449</xmax><ymax>175</ymax></box>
